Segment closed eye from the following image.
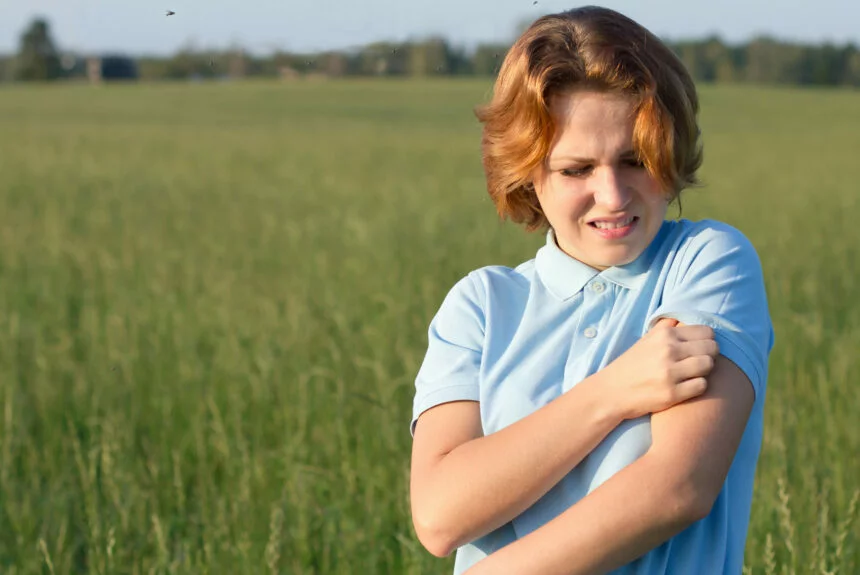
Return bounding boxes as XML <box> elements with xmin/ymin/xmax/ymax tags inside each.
<box><xmin>560</xmin><ymin>166</ymin><xmax>592</xmax><ymax>178</ymax></box>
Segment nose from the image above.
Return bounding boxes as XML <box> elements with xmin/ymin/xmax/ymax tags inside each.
<box><xmin>592</xmin><ymin>167</ymin><xmax>631</xmax><ymax>210</ymax></box>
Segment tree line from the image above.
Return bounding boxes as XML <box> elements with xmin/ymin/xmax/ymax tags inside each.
<box><xmin>3</xmin><ymin>17</ymin><xmax>860</xmax><ymax>86</ymax></box>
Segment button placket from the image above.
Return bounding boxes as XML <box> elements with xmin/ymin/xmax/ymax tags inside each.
<box><xmin>580</xmin><ymin>281</ymin><xmax>605</xmax><ymax>341</ymax></box>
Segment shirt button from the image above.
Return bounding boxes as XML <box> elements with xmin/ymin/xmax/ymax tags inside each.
<box><xmin>591</xmin><ymin>281</ymin><xmax>606</xmax><ymax>293</ymax></box>
<box><xmin>584</xmin><ymin>327</ymin><xmax>598</xmax><ymax>339</ymax></box>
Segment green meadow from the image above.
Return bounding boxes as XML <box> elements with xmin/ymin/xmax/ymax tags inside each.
<box><xmin>0</xmin><ymin>78</ymin><xmax>858</xmax><ymax>574</ymax></box>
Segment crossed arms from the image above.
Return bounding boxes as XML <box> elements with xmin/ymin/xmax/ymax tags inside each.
<box><xmin>410</xmin><ymin>328</ymin><xmax>756</xmax><ymax>574</ymax></box>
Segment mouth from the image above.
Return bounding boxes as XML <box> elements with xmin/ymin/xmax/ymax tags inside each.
<box><xmin>587</xmin><ymin>216</ymin><xmax>639</xmax><ymax>239</ymax></box>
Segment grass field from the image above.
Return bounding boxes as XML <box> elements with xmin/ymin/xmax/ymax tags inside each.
<box><xmin>0</xmin><ymin>78</ymin><xmax>858</xmax><ymax>574</ymax></box>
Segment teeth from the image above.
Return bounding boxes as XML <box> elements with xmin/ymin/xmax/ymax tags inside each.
<box><xmin>593</xmin><ymin>217</ymin><xmax>634</xmax><ymax>229</ymax></box>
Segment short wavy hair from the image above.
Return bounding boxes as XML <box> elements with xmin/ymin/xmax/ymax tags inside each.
<box><xmin>474</xmin><ymin>6</ymin><xmax>703</xmax><ymax>231</ymax></box>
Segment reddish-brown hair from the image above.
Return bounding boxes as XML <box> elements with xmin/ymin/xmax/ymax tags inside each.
<box><xmin>474</xmin><ymin>6</ymin><xmax>703</xmax><ymax>231</ymax></box>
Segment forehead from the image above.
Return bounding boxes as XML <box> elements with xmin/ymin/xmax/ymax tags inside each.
<box><xmin>547</xmin><ymin>90</ymin><xmax>637</xmax><ymax>157</ymax></box>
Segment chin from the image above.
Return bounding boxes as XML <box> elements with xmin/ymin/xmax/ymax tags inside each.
<box><xmin>593</xmin><ymin>247</ymin><xmax>641</xmax><ymax>269</ymax></box>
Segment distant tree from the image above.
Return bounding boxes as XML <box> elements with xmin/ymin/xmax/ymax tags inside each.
<box><xmin>842</xmin><ymin>46</ymin><xmax>860</xmax><ymax>86</ymax></box>
<box><xmin>318</xmin><ymin>51</ymin><xmax>348</xmax><ymax>77</ymax></box>
<box><xmin>264</xmin><ymin>50</ymin><xmax>301</xmax><ymax>76</ymax></box>
<box><xmin>798</xmin><ymin>43</ymin><xmax>849</xmax><ymax>85</ymax></box>
<box><xmin>163</xmin><ymin>43</ymin><xmax>216</xmax><ymax>79</ymax></box>
<box><xmin>446</xmin><ymin>43</ymin><xmax>473</xmax><ymax>76</ymax></box>
<box><xmin>226</xmin><ymin>47</ymin><xmax>249</xmax><ymax>78</ymax></box>
<box><xmin>68</xmin><ymin>32</ymin><xmax>860</xmax><ymax>86</ymax></box>
<box><xmin>137</xmin><ymin>57</ymin><xmax>172</xmax><ymax>81</ymax></box>
<box><xmin>357</xmin><ymin>42</ymin><xmax>406</xmax><ymax>76</ymax></box>
<box><xmin>409</xmin><ymin>36</ymin><xmax>453</xmax><ymax>76</ymax></box>
<box><xmin>57</xmin><ymin>53</ymin><xmax>88</xmax><ymax>80</ymax></box>
<box><xmin>672</xmin><ymin>40</ymin><xmax>709</xmax><ymax>81</ymax></box>
<box><xmin>745</xmin><ymin>36</ymin><xmax>791</xmax><ymax>84</ymax></box>
<box><xmin>472</xmin><ymin>44</ymin><xmax>510</xmax><ymax>76</ymax></box>
<box><xmin>15</xmin><ymin>17</ymin><xmax>62</xmax><ymax>81</ymax></box>
<box><xmin>0</xmin><ymin>55</ymin><xmax>14</xmax><ymax>82</ymax></box>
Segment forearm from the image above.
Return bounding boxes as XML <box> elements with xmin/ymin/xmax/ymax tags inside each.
<box><xmin>463</xmin><ymin>451</ymin><xmax>701</xmax><ymax>575</ymax></box>
<box><xmin>413</xmin><ymin>374</ymin><xmax>624</xmax><ymax>555</ymax></box>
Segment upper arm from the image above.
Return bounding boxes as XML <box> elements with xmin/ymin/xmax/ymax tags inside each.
<box><xmin>648</xmin><ymin>353</ymin><xmax>754</xmax><ymax>513</ymax></box>
<box><xmin>644</xmin><ymin>223</ymin><xmax>774</xmax><ymax>510</ymax></box>
<box><xmin>410</xmin><ymin>273</ymin><xmax>486</xmax><ymax>475</ymax></box>
<box><xmin>411</xmin><ymin>400</ymin><xmax>483</xmax><ymax>500</ymax></box>
<box><xmin>410</xmin><ymin>273</ymin><xmax>487</xmax><ymax>539</ymax></box>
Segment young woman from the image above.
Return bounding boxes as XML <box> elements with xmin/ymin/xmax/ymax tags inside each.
<box><xmin>409</xmin><ymin>6</ymin><xmax>775</xmax><ymax>575</ymax></box>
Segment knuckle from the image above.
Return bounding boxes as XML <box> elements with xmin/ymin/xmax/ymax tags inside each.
<box><xmin>660</xmin><ymin>370</ymin><xmax>673</xmax><ymax>386</ymax></box>
<box><xmin>650</xmin><ymin>329</ymin><xmax>666</xmax><ymax>345</ymax></box>
<box><xmin>659</xmin><ymin>346</ymin><xmax>675</xmax><ymax>364</ymax></box>
<box><xmin>661</xmin><ymin>387</ymin><xmax>676</xmax><ymax>406</ymax></box>
<box><xmin>662</xmin><ymin>364</ymin><xmax>677</xmax><ymax>384</ymax></box>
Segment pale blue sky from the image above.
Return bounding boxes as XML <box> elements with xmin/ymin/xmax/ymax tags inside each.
<box><xmin>1</xmin><ymin>0</ymin><xmax>858</xmax><ymax>56</ymax></box>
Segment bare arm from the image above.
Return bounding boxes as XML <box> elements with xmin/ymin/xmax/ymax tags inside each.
<box><xmin>410</xmin><ymin>320</ymin><xmax>716</xmax><ymax>557</ymax></box>
<box><xmin>410</xmin><ymin>375</ymin><xmax>622</xmax><ymax>557</ymax></box>
<box><xmin>462</xmin><ymin>352</ymin><xmax>755</xmax><ymax>575</ymax></box>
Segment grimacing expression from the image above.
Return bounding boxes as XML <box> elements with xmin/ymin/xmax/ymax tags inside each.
<box><xmin>532</xmin><ymin>90</ymin><xmax>670</xmax><ymax>271</ymax></box>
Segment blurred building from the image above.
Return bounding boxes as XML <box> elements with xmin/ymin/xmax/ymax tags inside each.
<box><xmin>278</xmin><ymin>66</ymin><xmax>300</xmax><ymax>80</ymax></box>
<box><xmin>85</xmin><ymin>55</ymin><xmax>139</xmax><ymax>83</ymax></box>
<box><xmin>86</xmin><ymin>57</ymin><xmax>101</xmax><ymax>82</ymax></box>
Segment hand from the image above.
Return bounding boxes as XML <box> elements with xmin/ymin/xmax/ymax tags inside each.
<box><xmin>601</xmin><ymin>317</ymin><xmax>719</xmax><ymax>420</ymax></box>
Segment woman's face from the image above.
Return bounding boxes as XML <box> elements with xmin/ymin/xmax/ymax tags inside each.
<box><xmin>533</xmin><ymin>90</ymin><xmax>670</xmax><ymax>271</ymax></box>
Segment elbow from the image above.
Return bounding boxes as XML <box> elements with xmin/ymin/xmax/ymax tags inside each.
<box><xmin>670</xmin><ymin>475</ymin><xmax>720</xmax><ymax>525</ymax></box>
<box><xmin>644</xmin><ymin>456</ymin><xmax>720</xmax><ymax>526</ymax></box>
<box><xmin>641</xmin><ymin>452</ymin><xmax>724</xmax><ymax>527</ymax></box>
<box><xmin>682</xmin><ymin>491</ymin><xmax>716</xmax><ymax>525</ymax></box>
<box><xmin>413</xmin><ymin>519</ymin><xmax>458</xmax><ymax>558</ymax></box>
<box><xmin>412</xmin><ymin>506</ymin><xmax>460</xmax><ymax>558</ymax></box>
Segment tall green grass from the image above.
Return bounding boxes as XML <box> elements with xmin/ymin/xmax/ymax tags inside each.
<box><xmin>0</xmin><ymin>79</ymin><xmax>858</xmax><ymax>574</ymax></box>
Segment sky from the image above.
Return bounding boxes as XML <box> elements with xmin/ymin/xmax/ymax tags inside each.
<box><xmin>1</xmin><ymin>0</ymin><xmax>859</xmax><ymax>56</ymax></box>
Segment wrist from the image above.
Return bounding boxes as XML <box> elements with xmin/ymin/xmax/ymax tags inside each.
<box><xmin>573</xmin><ymin>368</ymin><xmax>628</xmax><ymax>427</ymax></box>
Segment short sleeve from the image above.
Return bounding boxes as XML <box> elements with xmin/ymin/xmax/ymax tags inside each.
<box><xmin>646</xmin><ymin>222</ymin><xmax>775</xmax><ymax>400</ymax></box>
<box><xmin>411</xmin><ymin>273</ymin><xmax>485</xmax><ymax>436</ymax></box>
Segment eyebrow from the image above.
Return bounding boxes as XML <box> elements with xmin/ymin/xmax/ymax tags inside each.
<box><xmin>548</xmin><ymin>149</ymin><xmax>638</xmax><ymax>163</ymax></box>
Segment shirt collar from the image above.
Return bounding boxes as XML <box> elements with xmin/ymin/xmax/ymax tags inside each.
<box><xmin>535</xmin><ymin>221</ymin><xmax>669</xmax><ymax>300</ymax></box>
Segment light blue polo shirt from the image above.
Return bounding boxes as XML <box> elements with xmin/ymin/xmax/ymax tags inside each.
<box><xmin>411</xmin><ymin>218</ymin><xmax>775</xmax><ymax>574</ymax></box>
